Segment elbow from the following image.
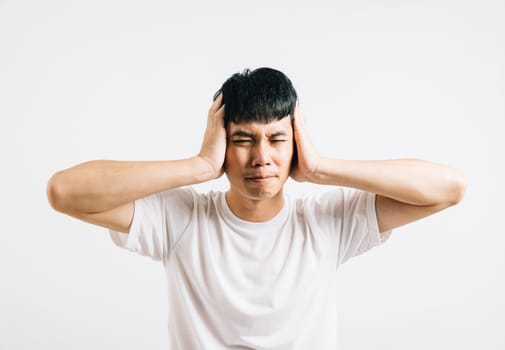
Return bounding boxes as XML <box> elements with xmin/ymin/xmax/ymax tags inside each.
<box><xmin>446</xmin><ymin>171</ymin><xmax>467</xmax><ymax>206</ymax></box>
<box><xmin>46</xmin><ymin>172</ymin><xmax>67</xmax><ymax>213</ymax></box>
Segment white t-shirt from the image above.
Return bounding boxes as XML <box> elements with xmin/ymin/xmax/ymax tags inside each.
<box><xmin>109</xmin><ymin>187</ymin><xmax>392</xmax><ymax>349</ymax></box>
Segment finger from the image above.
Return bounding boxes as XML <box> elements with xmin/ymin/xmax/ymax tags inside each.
<box><xmin>214</xmin><ymin>102</ymin><xmax>226</xmax><ymax>127</ymax></box>
<box><xmin>216</xmin><ymin>103</ymin><xmax>225</xmax><ymax>119</ymax></box>
<box><xmin>211</xmin><ymin>93</ymin><xmax>223</xmax><ymax>112</ymax></box>
<box><xmin>294</xmin><ymin>101</ymin><xmax>305</xmax><ymax>126</ymax></box>
<box><xmin>292</xmin><ymin>102</ymin><xmax>299</xmax><ymax>128</ymax></box>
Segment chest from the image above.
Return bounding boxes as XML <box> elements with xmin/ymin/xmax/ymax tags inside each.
<box><xmin>169</xmin><ymin>217</ymin><xmax>336</xmax><ymax>307</ymax></box>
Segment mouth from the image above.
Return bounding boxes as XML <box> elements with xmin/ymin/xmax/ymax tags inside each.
<box><xmin>244</xmin><ymin>174</ymin><xmax>277</xmax><ymax>182</ymax></box>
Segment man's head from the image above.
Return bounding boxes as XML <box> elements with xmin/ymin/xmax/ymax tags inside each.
<box><xmin>214</xmin><ymin>67</ymin><xmax>298</xmax><ymax>204</ymax></box>
<box><xmin>213</xmin><ymin>67</ymin><xmax>298</xmax><ymax>126</ymax></box>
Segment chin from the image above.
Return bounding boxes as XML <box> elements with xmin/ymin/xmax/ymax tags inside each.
<box><xmin>244</xmin><ymin>187</ymin><xmax>282</xmax><ymax>201</ymax></box>
<box><xmin>243</xmin><ymin>178</ymin><xmax>288</xmax><ymax>200</ymax></box>
<box><xmin>247</xmin><ymin>192</ymin><xmax>274</xmax><ymax>201</ymax></box>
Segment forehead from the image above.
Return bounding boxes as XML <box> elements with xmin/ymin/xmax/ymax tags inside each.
<box><xmin>227</xmin><ymin>117</ymin><xmax>293</xmax><ymax>136</ymax></box>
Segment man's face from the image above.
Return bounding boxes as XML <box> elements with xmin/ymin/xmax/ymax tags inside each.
<box><xmin>224</xmin><ymin>116</ymin><xmax>294</xmax><ymax>202</ymax></box>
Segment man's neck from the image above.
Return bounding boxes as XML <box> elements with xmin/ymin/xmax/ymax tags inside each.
<box><xmin>225</xmin><ymin>190</ymin><xmax>285</xmax><ymax>223</ymax></box>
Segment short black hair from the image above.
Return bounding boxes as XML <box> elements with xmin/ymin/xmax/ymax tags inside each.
<box><xmin>213</xmin><ymin>67</ymin><xmax>298</xmax><ymax>125</ymax></box>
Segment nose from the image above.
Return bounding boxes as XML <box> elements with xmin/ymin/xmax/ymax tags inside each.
<box><xmin>250</xmin><ymin>141</ymin><xmax>272</xmax><ymax>167</ymax></box>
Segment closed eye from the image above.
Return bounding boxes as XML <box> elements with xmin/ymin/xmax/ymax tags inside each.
<box><xmin>232</xmin><ymin>139</ymin><xmax>252</xmax><ymax>144</ymax></box>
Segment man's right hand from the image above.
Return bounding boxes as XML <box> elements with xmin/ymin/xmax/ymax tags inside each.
<box><xmin>197</xmin><ymin>93</ymin><xmax>227</xmax><ymax>179</ymax></box>
<box><xmin>47</xmin><ymin>93</ymin><xmax>228</xmax><ymax>233</ymax></box>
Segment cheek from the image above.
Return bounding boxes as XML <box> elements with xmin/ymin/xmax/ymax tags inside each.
<box><xmin>224</xmin><ymin>148</ymin><xmax>233</xmax><ymax>170</ymax></box>
<box><xmin>224</xmin><ymin>147</ymin><xmax>245</xmax><ymax>170</ymax></box>
<box><xmin>279</xmin><ymin>144</ymin><xmax>294</xmax><ymax>164</ymax></box>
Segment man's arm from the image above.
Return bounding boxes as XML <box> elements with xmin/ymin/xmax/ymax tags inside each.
<box><xmin>290</xmin><ymin>103</ymin><xmax>467</xmax><ymax>233</ymax></box>
<box><xmin>46</xmin><ymin>94</ymin><xmax>226</xmax><ymax>233</ymax></box>
<box><xmin>310</xmin><ymin>158</ymin><xmax>466</xmax><ymax>233</ymax></box>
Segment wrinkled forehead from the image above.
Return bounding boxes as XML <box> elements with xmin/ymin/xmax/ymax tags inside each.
<box><xmin>226</xmin><ymin>116</ymin><xmax>293</xmax><ymax>137</ymax></box>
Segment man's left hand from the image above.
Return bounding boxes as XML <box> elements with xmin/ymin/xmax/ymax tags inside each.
<box><xmin>290</xmin><ymin>102</ymin><xmax>321</xmax><ymax>182</ymax></box>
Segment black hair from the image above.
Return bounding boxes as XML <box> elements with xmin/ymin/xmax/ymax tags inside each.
<box><xmin>213</xmin><ymin>67</ymin><xmax>298</xmax><ymax>125</ymax></box>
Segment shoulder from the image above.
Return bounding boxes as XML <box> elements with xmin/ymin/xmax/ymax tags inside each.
<box><xmin>293</xmin><ymin>187</ymin><xmax>346</xmax><ymax>210</ymax></box>
<box><xmin>156</xmin><ymin>187</ymin><xmax>224</xmax><ymax>205</ymax></box>
<box><xmin>156</xmin><ymin>186</ymin><xmax>197</xmax><ymax>204</ymax></box>
<box><xmin>156</xmin><ymin>187</ymin><xmax>227</xmax><ymax>215</ymax></box>
<box><xmin>292</xmin><ymin>187</ymin><xmax>371</xmax><ymax>218</ymax></box>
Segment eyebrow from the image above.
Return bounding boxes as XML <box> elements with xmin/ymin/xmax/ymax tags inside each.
<box><xmin>230</xmin><ymin>131</ymin><xmax>288</xmax><ymax>138</ymax></box>
<box><xmin>231</xmin><ymin>131</ymin><xmax>255</xmax><ymax>138</ymax></box>
<box><xmin>269</xmin><ymin>131</ymin><xmax>288</xmax><ymax>138</ymax></box>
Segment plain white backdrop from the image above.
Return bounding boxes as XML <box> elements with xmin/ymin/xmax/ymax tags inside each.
<box><xmin>0</xmin><ymin>0</ymin><xmax>503</xmax><ymax>349</ymax></box>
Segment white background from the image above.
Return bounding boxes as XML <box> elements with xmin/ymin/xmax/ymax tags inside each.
<box><xmin>1</xmin><ymin>0</ymin><xmax>503</xmax><ymax>349</ymax></box>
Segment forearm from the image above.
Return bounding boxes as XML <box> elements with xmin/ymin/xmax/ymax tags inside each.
<box><xmin>47</xmin><ymin>157</ymin><xmax>214</xmax><ymax>214</ymax></box>
<box><xmin>311</xmin><ymin>158</ymin><xmax>466</xmax><ymax>206</ymax></box>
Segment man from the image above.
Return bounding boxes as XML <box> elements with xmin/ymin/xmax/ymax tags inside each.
<box><xmin>47</xmin><ymin>67</ymin><xmax>466</xmax><ymax>349</ymax></box>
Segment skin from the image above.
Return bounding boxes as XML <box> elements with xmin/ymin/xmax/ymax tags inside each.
<box><xmin>224</xmin><ymin>117</ymin><xmax>294</xmax><ymax>222</ymax></box>
<box><xmin>201</xmin><ymin>94</ymin><xmax>467</xmax><ymax>232</ymax></box>
<box><xmin>47</xmin><ymin>93</ymin><xmax>466</xmax><ymax>235</ymax></box>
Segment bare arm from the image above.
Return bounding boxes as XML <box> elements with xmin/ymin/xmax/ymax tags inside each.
<box><xmin>47</xmin><ymin>94</ymin><xmax>226</xmax><ymax>231</ymax></box>
<box><xmin>312</xmin><ymin>158</ymin><xmax>466</xmax><ymax>232</ymax></box>
<box><xmin>311</xmin><ymin>158</ymin><xmax>466</xmax><ymax>207</ymax></box>
<box><xmin>46</xmin><ymin>158</ymin><xmax>216</xmax><ymax>214</ymax></box>
<box><xmin>290</xmin><ymin>103</ymin><xmax>467</xmax><ymax>233</ymax></box>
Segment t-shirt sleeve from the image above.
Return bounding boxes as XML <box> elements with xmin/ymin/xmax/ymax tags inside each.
<box><xmin>307</xmin><ymin>188</ymin><xmax>392</xmax><ymax>266</ymax></box>
<box><xmin>109</xmin><ymin>187</ymin><xmax>195</xmax><ymax>263</ymax></box>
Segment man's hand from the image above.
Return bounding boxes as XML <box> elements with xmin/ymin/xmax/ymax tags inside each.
<box><xmin>287</xmin><ymin>101</ymin><xmax>466</xmax><ymax>233</ymax></box>
<box><xmin>290</xmin><ymin>102</ymin><xmax>321</xmax><ymax>182</ymax></box>
<box><xmin>197</xmin><ymin>93</ymin><xmax>227</xmax><ymax>179</ymax></box>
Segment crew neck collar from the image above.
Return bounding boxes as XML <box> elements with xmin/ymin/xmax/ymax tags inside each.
<box><xmin>218</xmin><ymin>191</ymin><xmax>290</xmax><ymax>235</ymax></box>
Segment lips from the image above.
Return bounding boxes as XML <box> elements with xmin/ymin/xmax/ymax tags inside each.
<box><xmin>245</xmin><ymin>174</ymin><xmax>277</xmax><ymax>181</ymax></box>
<box><xmin>245</xmin><ymin>174</ymin><xmax>275</xmax><ymax>180</ymax></box>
